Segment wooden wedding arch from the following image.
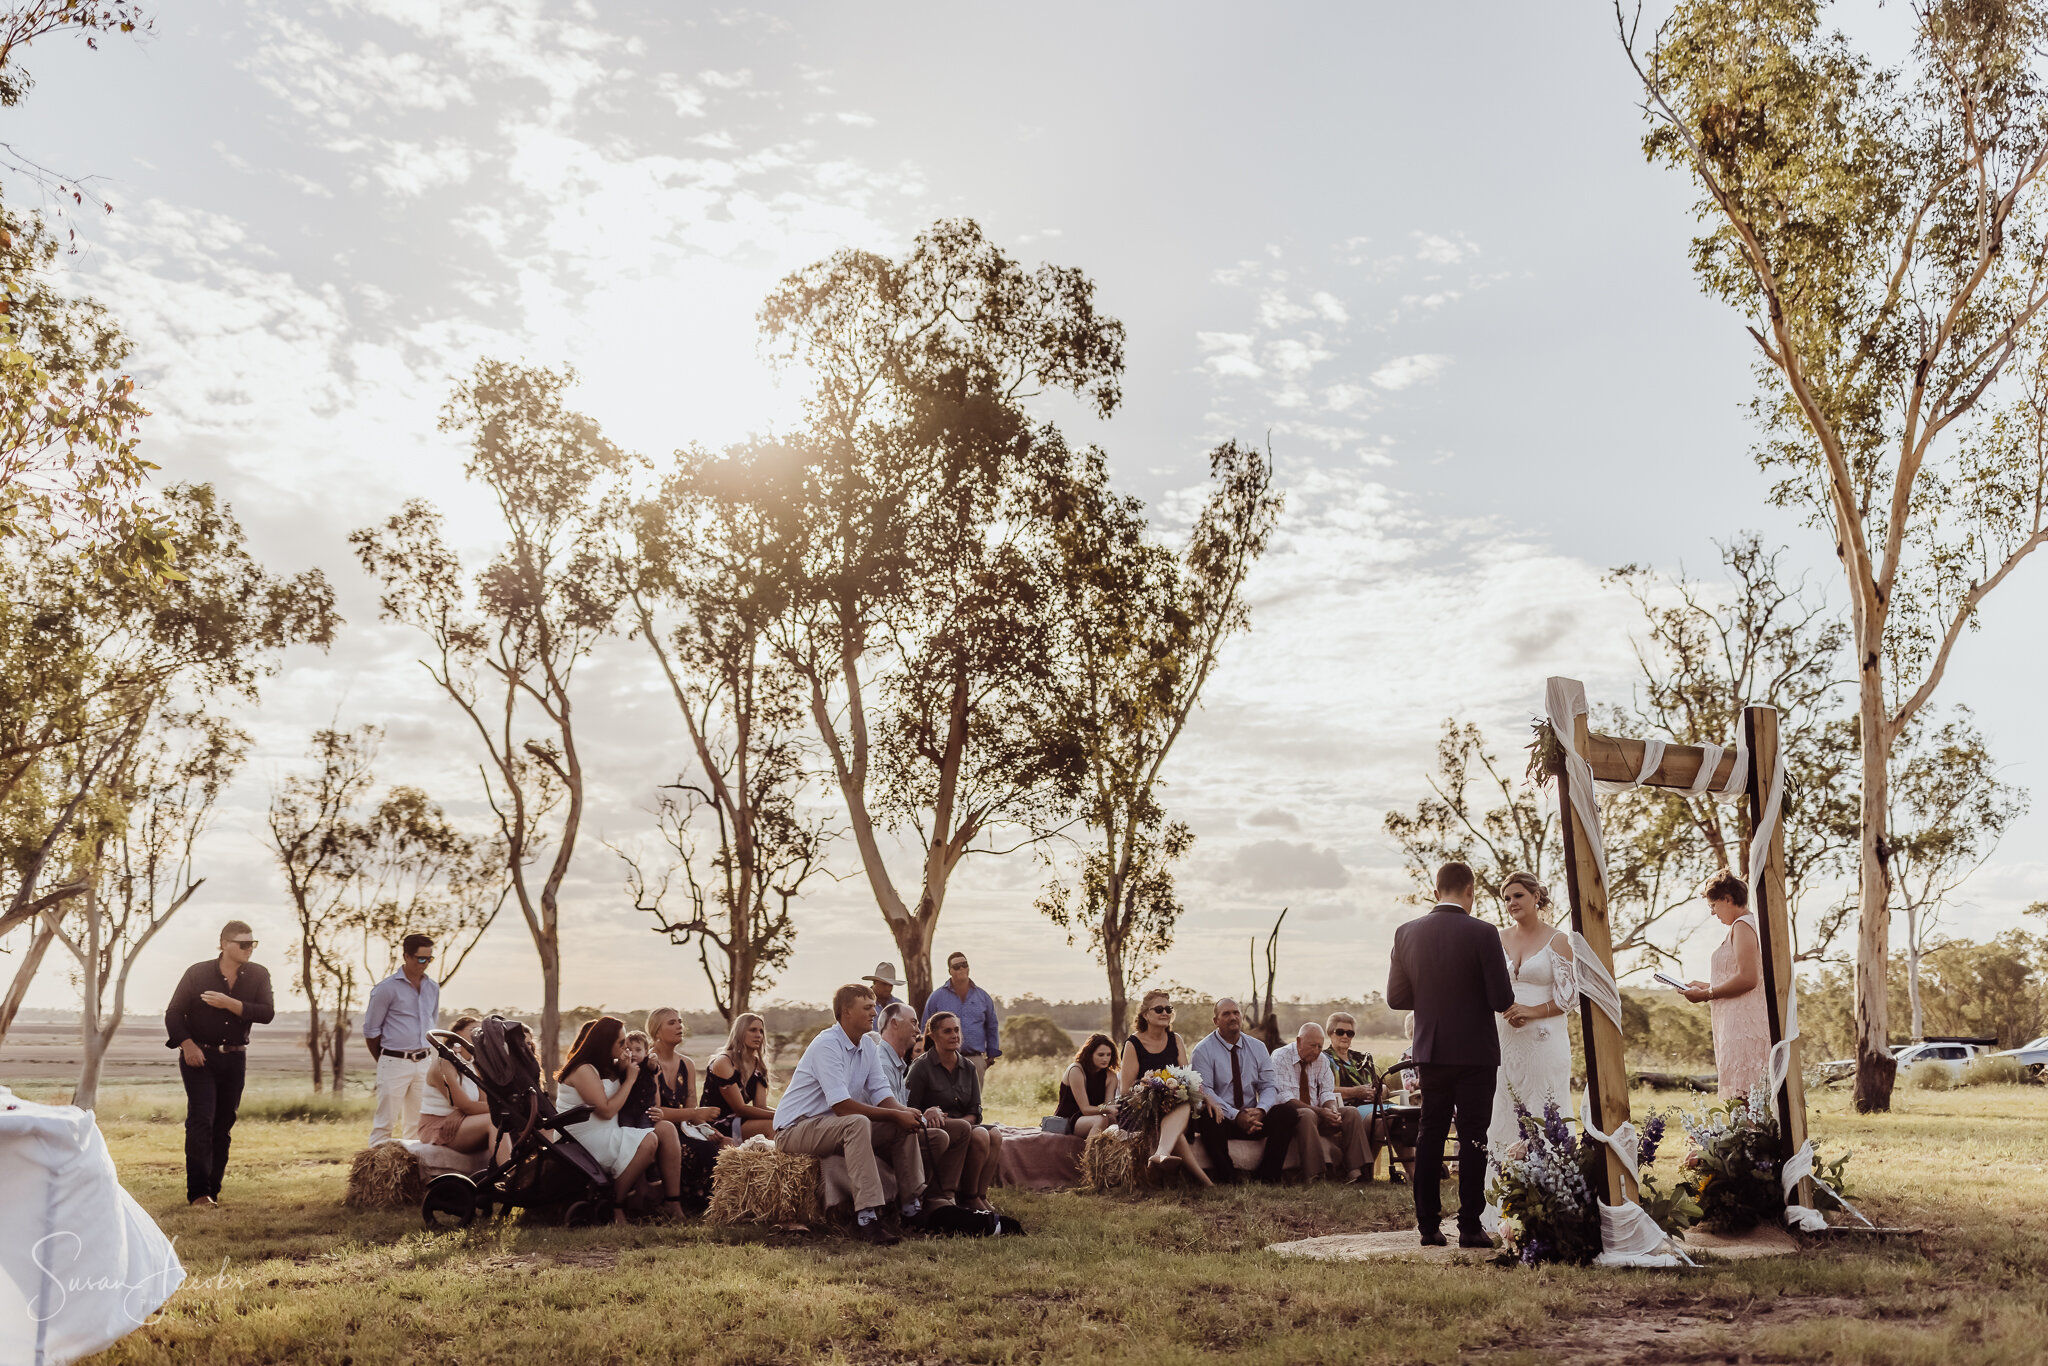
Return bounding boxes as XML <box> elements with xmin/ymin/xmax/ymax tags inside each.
<box><xmin>1542</xmin><ymin>676</ymin><xmax>1812</xmax><ymax>1213</ymax></box>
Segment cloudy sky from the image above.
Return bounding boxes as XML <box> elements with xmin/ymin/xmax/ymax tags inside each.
<box><xmin>13</xmin><ymin>1</ymin><xmax>2043</xmax><ymax>1019</ymax></box>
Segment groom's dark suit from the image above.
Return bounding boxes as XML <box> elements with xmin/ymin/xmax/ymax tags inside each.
<box><xmin>1387</xmin><ymin>901</ymin><xmax>1516</xmax><ymax>1238</ymax></box>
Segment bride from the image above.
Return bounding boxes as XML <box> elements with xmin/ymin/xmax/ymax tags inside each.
<box><xmin>1484</xmin><ymin>871</ymin><xmax>1577</xmax><ymax>1221</ymax></box>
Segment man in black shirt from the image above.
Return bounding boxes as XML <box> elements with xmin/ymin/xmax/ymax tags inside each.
<box><xmin>164</xmin><ymin>920</ymin><xmax>275</xmax><ymax>1206</ymax></box>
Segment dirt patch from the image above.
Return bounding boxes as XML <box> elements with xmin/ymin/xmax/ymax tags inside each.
<box><xmin>1466</xmin><ymin>1295</ymin><xmax>1890</xmax><ymax>1364</ymax></box>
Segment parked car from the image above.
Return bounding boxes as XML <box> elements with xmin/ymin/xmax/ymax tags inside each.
<box><xmin>1817</xmin><ymin>1039</ymin><xmax>1985</xmax><ymax>1084</ymax></box>
<box><xmin>1892</xmin><ymin>1040</ymin><xmax>1982</xmax><ymax>1079</ymax></box>
<box><xmin>1991</xmin><ymin>1035</ymin><xmax>2048</xmax><ymax>1076</ymax></box>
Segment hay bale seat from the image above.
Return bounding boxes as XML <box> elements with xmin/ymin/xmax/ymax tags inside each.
<box><xmin>1083</xmin><ymin>1120</ymin><xmax>1349</xmax><ymax>1190</ymax></box>
<box><xmin>345</xmin><ymin>1140</ymin><xmax>487</xmax><ymax>1210</ymax></box>
<box><xmin>708</xmin><ymin>1138</ymin><xmax>907</xmax><ymax>1227</ymax></box>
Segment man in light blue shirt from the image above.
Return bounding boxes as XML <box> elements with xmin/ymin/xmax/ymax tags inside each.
<box><xmin>1188</xmin><ymin>998</ymin><xmax>1301</xmax><ymax>1183</ymax></box>
<box><xmin>775</xmin><ymin>983</ymin><xmax>927</xmax><ymax>1244</ymax></box>
<box><xmin>362</xmin><ymin>933</ymin><xmax>440</xmax><ymax>1145</ymax></box>
<box><xmin>921</xmin><ymin>951</ymin><xmax>1001</xmax><ymax>1083</ymax></box>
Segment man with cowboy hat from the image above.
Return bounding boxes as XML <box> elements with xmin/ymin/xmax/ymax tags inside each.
<box><xmin>863</xmin><ymin>962</ymin><xmax>905</xmax><ymax>1010</ymax></box>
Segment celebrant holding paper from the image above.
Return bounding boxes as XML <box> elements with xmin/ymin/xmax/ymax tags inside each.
<box><xmin>1680</xmin><ymin>871</ymin><xmax>1770</xmax><ymax>1098</ymax></box>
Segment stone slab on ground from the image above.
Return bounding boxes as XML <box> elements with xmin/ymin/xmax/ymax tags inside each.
<box><xmin>1267</xmin><ymin>1230</ymin><xmax>1498</xmax><ymax>1263</ymax></box>
<box><xmin>1680</xmin><ymin>1222</ymin><xmax>1799</xmax><ymax>1259</ymax></box>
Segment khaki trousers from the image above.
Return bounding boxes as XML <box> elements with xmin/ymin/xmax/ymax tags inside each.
<box><xmin>368</xmin><ymin>1053</ymin><xmax>430</xmax><ymax>1146</ymax></box>
<box><xmin>776</xmin><ymin>1112</ymin><xmax>924</xmax><ymax>1213</ymax></box>
<box><xmin>921</xmin><ymin>1117</ymin><xmax>973</xmax><ymax>1203</ymax></box>
<box><xmin>1284</xmin><ymin>1101</ymin><xmax>1372</xmax><ymax>1180</ymax></box>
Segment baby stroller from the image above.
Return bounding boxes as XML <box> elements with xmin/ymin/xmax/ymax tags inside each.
<box><xmin>418</xmin><ymin>1016</ymin><xmax>619</xmax><ymax>1229</ymax></box>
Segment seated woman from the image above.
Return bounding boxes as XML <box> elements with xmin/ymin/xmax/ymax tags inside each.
<box><xmin>1119</xmin><ymin>989</ymin><xmax>1211</xmax><ymax>1188</ymax></box>
<box><xmin>645</xmin><ymin>1006</ymin><xmax>724</xmax><ymax>1210</ymax></box>
<box><xmin>908</xmin><ymin>1011</ymin><xmax>1004</xmax><ymax>1212</ymax></box>
<box><xmin>556</xmin><ymin>1015</ymin><xmax>686</xmax><ymax>1223</ymax></box>
<box><xmin>703</xmin><ymin>1010</ymin><xmax>777</xmax><ymax>1141</ymax></box>
<box><xmin>1324</xmin><ymin>1012</ymin><xmax>1398</xmax><ymax>1184</ymax></box>
<box><xmin>1682</xmin><ymin>871</ymin><xmax>1770</xmax><ymax>1099</ymax></box>
<box><xmin>418</xmin><ymin>1015</ymin><xmax>495</xmax><ymax>1155</ymax></box>
<box><xmin>1055</xmin><ymin>1033</ymin><xmax>1121</xmax><ymax>1137</ymax></box>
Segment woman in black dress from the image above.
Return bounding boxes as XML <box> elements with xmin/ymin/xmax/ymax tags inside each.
<box><xmin>1118</xmin><ymin>990</ymin><xmax>1211</xmax><ymax>1186</ymax></box>
<box><xmin>702</xmin><ymin>1011</ymin><xmax>776</xmax><ymax>1140</ymax></box>
<box><xmin>1056</xmin><ymin>1033</ymin><xmax>1122</xmax><ymax>1137</ymax></box>
<box><xmin>644</xmin><ymin>1007</ymin><xmax>723</xmax><ymax>1211</ymax></box>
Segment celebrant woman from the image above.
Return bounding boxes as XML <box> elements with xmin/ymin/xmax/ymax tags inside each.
<box><xmin>1682</xmin><ymin>871</ymin><xmax>1769</xmax><ymax>1098</ymax></box>
<box><xmin>1119</xmin><ymin>990</ymin><xmax>1211</xmax><ymax>1186</ymax></box>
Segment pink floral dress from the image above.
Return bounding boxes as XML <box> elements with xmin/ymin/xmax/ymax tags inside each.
<box><xmin>1711</xmin><ymin>916</ymin><xmax>1771</xmax><ymax>1099</ymax></box>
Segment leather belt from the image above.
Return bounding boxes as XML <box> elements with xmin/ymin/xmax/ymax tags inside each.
<box><xmin>385</xmin><ymin>1048</ymin><xmax>431</xmax><ymax>1062</ymax></box>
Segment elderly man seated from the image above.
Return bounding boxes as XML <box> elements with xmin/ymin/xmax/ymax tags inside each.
<box><xmin>1271</xmin><ymin>1020</ymin><xmax>1373</xmax><ymax>1183</ymax></box>
<box><xmin>870</xmin><ymin>999</ymin><xmax>970</xmax><ymax>1208</ymax></box>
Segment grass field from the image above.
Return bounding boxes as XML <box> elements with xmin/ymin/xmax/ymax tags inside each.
<box><xmin>20</xmin><ymin>1063</ymin><xmax>2048</xmax><ymax>1364</ymax></box>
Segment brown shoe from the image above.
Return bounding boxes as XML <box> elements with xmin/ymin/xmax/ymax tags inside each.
<box><xmin>188</xmin><ymin>1196</ymin><xmax>218</xmax><ymax>1209</ymax></box>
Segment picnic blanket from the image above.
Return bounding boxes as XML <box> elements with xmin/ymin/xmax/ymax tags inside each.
<box><xmin>992</xmin><ymin>1125</ymin><xmax>1084</xmax><ymax>1191</ymax></box>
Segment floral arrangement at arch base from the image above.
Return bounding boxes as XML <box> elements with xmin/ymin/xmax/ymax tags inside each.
<box><xmin>1489</xmin><ymin>1098</ymin><xmax>1700</xmax><ymax>1266</ymax></box>
<box><xmin>1680</xmin><ymin>1081</ymin><xmax>1855</xmax><ymax>1232</ymax></box>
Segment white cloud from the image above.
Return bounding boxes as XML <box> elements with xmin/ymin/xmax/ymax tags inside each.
<box><xmin>1370</xmin><ymin>353</ymin><xmax>1451</xmax><ymax>390</ymax></box>
<box><xmin>1413</xmin><ymin>231</ymin><xmax>1477</xmax><ymax>265</ymax></box>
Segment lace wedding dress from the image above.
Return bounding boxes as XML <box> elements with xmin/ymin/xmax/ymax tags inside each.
<box><xmin>1482</xmin><ymin>934</ymin><xmax>1578</xmax><ymax>1228</ymax></box>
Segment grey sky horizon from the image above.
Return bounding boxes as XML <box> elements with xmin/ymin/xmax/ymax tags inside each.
<box><xmin>12</xmin><ymin>1</ymin><xmax>2043</xmax><ymax>1020</ymax></box>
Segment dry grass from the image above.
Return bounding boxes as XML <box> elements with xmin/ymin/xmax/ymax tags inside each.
<box><xmin>39</xmin><ymin>1076</ymin><xmax>2048</xmax><ymax>1365</ymax></box>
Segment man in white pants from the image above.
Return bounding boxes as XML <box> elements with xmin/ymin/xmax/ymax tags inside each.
<box><xmin>363</xmin><ymin>933</ymin><xmax>440</xmax><ymax>1146</ymax></box>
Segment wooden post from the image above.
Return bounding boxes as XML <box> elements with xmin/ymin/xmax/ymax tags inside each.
<box><xmin>1744</xmin><ymin>705</ymin><xmax>1812</xmax><ymax>1207</ymax></box>
<box><xmin>1550</xmin><ymin>680</ymin><xmax>1635</xmax><ymax>1206</ymax></box>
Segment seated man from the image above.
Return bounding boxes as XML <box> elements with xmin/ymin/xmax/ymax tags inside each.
<box><xmin>1188</xmin><ymin>998</ymin><xmax>1300</xmax><ymax>1183</ymax></box>
<box><xmin>772</xmin><ymin>982</ymin><xmax>927</xmax><ymax>1245</ymax></box>
<box><xmin>1325</xmin><ymin>1011</ymin><xmax>1399</xmax><ymax>1183</ymax></box>
<box><xmin>870</xmin><ymin>999</ymin><xmax>969</xmax><ymax>1207</ymax></box>
<box><xmin>1271</xmin><ymin>1021</ymin><xmax>1372</xmax><ymax>1183</ymax></box>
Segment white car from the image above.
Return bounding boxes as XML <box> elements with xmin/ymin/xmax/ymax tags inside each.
<box><xmin>1892</xmin><ymin>1040</ymin><xmax>1982</xmax><ymax>1078</ymax></box>
<box><xmin>1991</xmin><ymin>1035</ymin><xmax>2048</xmax><ymax>1073</ymax></box>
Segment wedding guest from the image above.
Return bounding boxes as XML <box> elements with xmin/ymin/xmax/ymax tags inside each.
<box><xmin>772</xmin><ymin>984</ymin><xmax>927</xmax><ymax>1245</ymax></box>
<box><xmin>556</xmin><ymin>1016</ymin><xmax>686</xmax><ymax>1223</ymax></box>
<box><xmin>1119</xmin><ymin>989</ymin><xmax>1210</xmax><ymax>1186</ymax></box>
<box><xmin>1189</xmin><ymin>998</ymin><xmax>1301</xmax><ymax>1184</ymax></box>
<box><xmin>363</xmin><ymin>933</ymin><xmax>440</xmax><ymax>1146</ymax></box>
<box><xmin>617</xmin><ymin>1030</ymin><xmax>660</xmax><ymax>1129</ymax></box>
<box><xmin>907</xmin><ymin>1011</ymin><xmax>1005</xmax><ymax>1211</ymax></box>
<box><xmin>164</xmin><ymin>920</ymin><xmax>274</xmax><ymax>1207</ymax></box>
<box><xmin>1682</xmin><ymin>872</ymin><xmax>1770</xmax><ymax>1098</ymax></box>
<box><xmin>704</xmin><ymin>1011</ymin><xmax>777</xmax><ymax>1140</ymax></box>
<box><xmin>922</xmin><ymin>952</ymin><xmax>1002</xmax><ymax>1082</ymax></box>
<box><xmin>419</xmin><ymin>1016</ymin><xmax>495</xmax><ymax>1154</ymax></box>
<box><xmin>874</xmin><ymin>1001</ymin><xmax>968</xmax><ymax>1207</ymax></box>
<box><xmin>1326</xmin><ymin>1012</ymin><xmax>1399</xmax><ymax>1184</ymax></box>
<box><xmin>1055</xmin><ymin>1033</ymin><xmax>1121</xmax><ymax>1137</ymax></box>
<box><xmin>644</xmin><ymin>1007</ymin><xmax>723</xmax><ymax>1210</ymax></box>
<box><xmin>1272</xmin><ymin>1021</ymin><xmax>1371</xmax><ymax>1182</ymax></box>
<box><xmin>863</xmin><ymin>962</ymin><xmax>906</xmax><ymax>1011</ymax></box>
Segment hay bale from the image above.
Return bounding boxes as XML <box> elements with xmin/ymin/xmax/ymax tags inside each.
<box><xmin>1080</xmin><ymin>1124</ymin><xmax>1145</xmax><ymax>1193</ymax></box>
<box><xmin>346</xmin><ymin>1142</ymin><xmax>425</xmax><ymax>1209</ymax></box>
<box><xmin>706</xmin><ymin>1140</ymin><xmax>824</xmax><ymax>1227</ymax></box>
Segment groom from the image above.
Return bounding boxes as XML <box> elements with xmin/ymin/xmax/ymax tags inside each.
<box><xmin>1386</xmin><ymin>860</ymin><xmax>1515</xmax><ymax>1247</ymax></box>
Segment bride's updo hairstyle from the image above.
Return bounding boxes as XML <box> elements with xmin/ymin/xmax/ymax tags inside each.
<box><xmin>1500</xmin><ymin>871</ymin><xmax>1551</xmax><ymax>911</ymax></box>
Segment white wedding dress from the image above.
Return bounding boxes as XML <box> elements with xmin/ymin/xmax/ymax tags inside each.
<box><xmin>1482</xmin><ymin>933</ymin><xmax>1578</xmax><ymax>1229</ymax></box>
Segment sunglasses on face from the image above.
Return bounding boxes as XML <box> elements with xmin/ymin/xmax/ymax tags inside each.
<box><xmin>413</xmin><ymin>954</ymin><xmax>434</xmax><ymax>964</ymax></box>
<box><xmin>1150</xmin><ymin>1005</ymin><xmax>1174</xmax><ymax>1015</ymax></box>
<box><xmin>230</xmin><ymin>939</ymin><xmax>257</xmax><ymax>950</ymax></box>
<box><xmin>1331</xmin><ymin>1029</ymin><xmax>1355</xmax><ymax>1038</ymax></box>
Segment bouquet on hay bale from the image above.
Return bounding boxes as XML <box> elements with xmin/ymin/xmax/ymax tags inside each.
<box><xmin>1114</xmin><ymin>1065</ymin><xmax>1203</xmax><ymax>1134</ymax></box>
<box><xmin>1680</xmin><ymin>1082</ymin><xmax>1854</xmax><ymax>1232</ymax></box>
<box><xmin>1489</xmin><ymin>1099</ymin><xmax>1698</xmax><ymax>1266</ymax></box>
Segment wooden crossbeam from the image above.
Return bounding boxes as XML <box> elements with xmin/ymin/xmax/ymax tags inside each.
<box><xmin>1582</xmin><ymin>733</ymin><xmax>1743</xmax><ymax>793</ymax></box>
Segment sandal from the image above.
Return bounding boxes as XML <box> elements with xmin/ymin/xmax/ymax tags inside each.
<box><xmin>1148</xmin><ymin>1154</ymin><xmax>1186</xmax><ymax>1182</ymax></box>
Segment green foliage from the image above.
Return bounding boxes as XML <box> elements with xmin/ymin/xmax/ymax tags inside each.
<box><xmin>1907</xmin><ymin>1062</ymin><xmax>1953</xmax><ymax>1091</ymax></box>
<box><xmin>1623</xmin><ymin>988</ymin><xmax>1717</xmax><ymax>1067</ymax></box>
<box><xmin>1001</xmin><ymin>1014</ymin><xmax>1070</xmax><ymax>1061</ymax></box>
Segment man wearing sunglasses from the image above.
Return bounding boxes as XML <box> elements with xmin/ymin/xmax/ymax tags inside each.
<box><xmin>363</xmin><ymin>933</ymin><xmax>440</xmax><ymax>1146</ymax></box>
<box><xmin>164</xmin><ymin>920</ymin><xmax>275</xmax><ymax>1207</ymax></box>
